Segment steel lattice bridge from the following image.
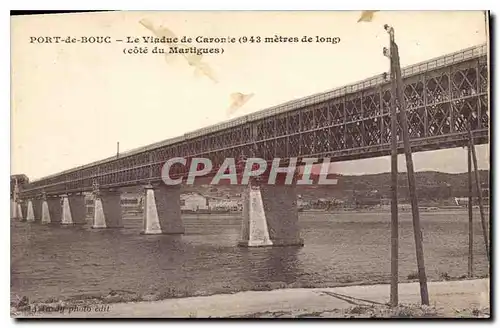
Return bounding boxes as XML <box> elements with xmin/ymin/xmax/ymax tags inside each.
<box><xmin>19</xmin><ymin>43</ymin><xmax>489</xmax><ymax>199</ymax></box>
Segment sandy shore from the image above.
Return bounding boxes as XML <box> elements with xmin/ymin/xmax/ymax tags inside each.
<box><xmin>13</xmin><ymin>278</ymin><xmax>490</xmax><ymax>318</ymax></box>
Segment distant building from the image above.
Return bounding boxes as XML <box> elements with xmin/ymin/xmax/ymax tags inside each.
<box><xmin>398</xmin><ymin>204</ymin><xmax>411</xmax><ymax>211</ymax></box>
<box><xmin>455</xmin><ymin>197</ymin><xmax>469</xmax><ymax>206</ymax></box>
<box><xmin>83</xmin><ymin>191</ymin><xmax>245</xmax><ymax>215</ymax></box>
<box><xmin>121</xmin><ymin>193</ymin><xmax>143</xmax><ymax>214</ymax></box>
<box><xmin>84</xmin><ymin>192</ymin><xmax>143</xmax><ymax>216</ymax></box>
<box><xmin>181</xmin><ymin>193</ymin><xmax>209</xmax><ymax>212</ymax></box>
<box><xmin>208</xmin><ymin>198</ymin><xmax>241</xmax><ymax>212</ymax></box>
<box><xmin>297</xmin><ymin>199</ymin><xmax>309</xmax><ymax>209</ymax></box>
<box><xmin>454</xmin><ymin>197</ymin><xmax>490</xmax><ymax>207</ymax></box>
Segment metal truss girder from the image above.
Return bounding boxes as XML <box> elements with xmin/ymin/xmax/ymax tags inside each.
<box><xmin>19</xmin><ymin>54</ymin><xmax>489</xmax><ymax>198</ymax></box>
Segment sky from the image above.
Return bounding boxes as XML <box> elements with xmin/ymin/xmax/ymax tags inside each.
<box><xmin>11</xmin><ymin>11</ymin><xmax>489</xmax><ymax>180</ymax></box>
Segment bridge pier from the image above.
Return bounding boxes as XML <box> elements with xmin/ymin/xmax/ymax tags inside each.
<box><xmin>17</xmin><ymin>201</ymin><xmax>27</xmax><ymax>220</ymax></box>
<box><xmin>10</xmin><ymin>199</ymin><xmax>17</xmax><ymax>218</ymax></box>
<box><xmin>26</xmin><ymin>198</ymin><xmax>42</xmax><ymax>222</ymax></box>
<box><xmin>142</xmin><ymin>184</ymin><xmax>184</xmax><ymax>235</ymax></box>
<box><xmin>61</xmin><ymin>194</ymin><xmax>86</xmax><ymax>225</ymax></box>
<box><xmin>11</xmin><ymin>200</ymin><xmax>24</xmax><ymax>220</ymax></box>
<box><xmin>92</xmin><ymin>189</ymin><xmax>123</xmax><ymax>229</ymax></box>
<box><xmin>239</xmin><ymin>184</ymin><xmax>304</xmax><ymax>247</ymax></box>
<box><xmin>41</xmin><ymin>196</ymin><xmax>63</xmax><ymax>224</ymax></box>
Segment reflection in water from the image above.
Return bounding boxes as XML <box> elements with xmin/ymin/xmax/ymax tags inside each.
<box><xmin>11</xmin><ymin>211</ymin><xmax>489</xmax><ymax>302</ymax></box>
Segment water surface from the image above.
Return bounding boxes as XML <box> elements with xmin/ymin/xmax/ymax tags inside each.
<box><xmin>11</xmin><ymin>210</ymin><xmax>489</xmax><ymax>301</ymax></box>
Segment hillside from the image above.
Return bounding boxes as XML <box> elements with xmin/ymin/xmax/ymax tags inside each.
<box><xmin>183</xmin><ymin>170</ymin><xmax>490</xmax><ymax>203</ymax></box>
<box><xmin>297</xmin><ymin>170</ymin><xmax>490</xmax><ymax>202</ymax></box>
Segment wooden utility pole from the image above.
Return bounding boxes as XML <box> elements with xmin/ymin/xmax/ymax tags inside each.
<box><xmin>384</xmin><ymin>43</ymin><xmax>399</xmax><ymax>307</ymax></box>
<box><xmin>385</xmin><ymin>24</ymin><xmax>429</xmax><ymax>305</ymax></box>
<box><xmin>467</xmin><ymin>127</ymin><xmax>489</xmax><ymax>262</ymax></box>
<box><xmin>467</xmin><ymin>145</ymin><xmax>473</xmax><ymax>277</ymax></box>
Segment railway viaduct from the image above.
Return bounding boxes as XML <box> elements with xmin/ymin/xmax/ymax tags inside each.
<box><xmin>12</xmin><ymin>44</ymin><xmax>489</xmax><ymax>247</ymax></box>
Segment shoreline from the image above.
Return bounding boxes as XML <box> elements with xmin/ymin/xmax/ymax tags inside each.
<box><xmin>12</xmin><ymin>278</ymin><xmax>490</xmax><ymax>318</ymax></box>
<box><xmin>11</xmin><ymin>275</ymin><xmax>489</xmax><ymax>317</ymax></box>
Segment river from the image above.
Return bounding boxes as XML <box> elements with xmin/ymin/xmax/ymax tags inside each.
<box><xmin>11</xmin><ymin>210</ymin><xmax>489</xmax><ymax>302</ymax></box>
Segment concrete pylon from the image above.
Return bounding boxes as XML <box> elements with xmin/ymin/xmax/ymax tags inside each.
<box><xmin>41</xmin><ymin>197</ymin><xmax>62</xmax><ymax>224</ymax></box>
<box><xmin>61</xmin><ymin>194</ymin><xmax>86</xmax><ymax>225</ymax></box>
<box><xmin>27</xmin><ymin>200</ymin><xmax>35</xmax><ymax>222</ymax></box>
<box><xmin>92</xmin><ymin>189</ymin><xmax>123</xmax><ymax>228</ymax></box>
<box><xmin>26</xmin><ymin>199</ymin><xmax>42</xmax><ymax>222</ymax></box>
<box><xmin>142</xmin><ymin>184</ymin><xmax>184</xmax><ymax>234</ymax></box>
<box><xmin>16</xmin><ymin>202</ymin><xmax>22</xmax><ymax>220</ymax></box>
<box><xmin>239</xmin><ymin>184</ymin><xmax>304</xmax><ymax>247</ymax></box>
<box><xmin>16</xmin><ymin>201</ymin><xmax>27</xmax><ymax>220</ymax></box>
<box><xmin>10</xmin><ymin>199</ymin><xmax>16</xmax><ymax>219</ymax></box>
<box><xmin>11</xmin><ymin>200</ymin><xmax>24</xmax><ymax>220</ymax></box>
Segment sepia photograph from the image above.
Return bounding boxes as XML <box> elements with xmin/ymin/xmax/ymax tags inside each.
<box><xmin>10</xmin><ymin>9</ymin><xmax>490</xmax><ymax>319</ymax></box>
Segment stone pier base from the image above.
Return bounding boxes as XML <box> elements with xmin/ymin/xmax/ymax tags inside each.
<box><xmin>11</xmin><ymin>200</ymin><xmax>25</xmax><ymax>220</ymax></box>
<box><xmin>92</xmin><ymin>190</ymin><xmax>123</xmax><ymax>228</ymax></box>
<box><xmin>27</xmin><ymin>199</ymin><xmax>42</xmax><ymax>222</ymax></box>
<box><xmin>41</xmin><ymin>197</ymin><xmax>62</xmax><ymax>224</ymax></box>
<box><xmin>142</xmin><ymin>185</ymin><xmax>184</xmax><ymax>234</ymax></box>
<box><xmin>239</xmin><ymin>184</ymin><xmax>304</xmax><ymax>247</ymax></box>
<box><xmin>14</xmin><ymin>203</ymin><xmax>24</xmax><ymax>220</ymax></box>
<box><xmin>10</xmin><ymin>200</ymin><xmax>16</xmax><ymax>219</ymax></box>
<box><xmin>62</xmin><ymin>195</ymin><xmax>86</xmax><ymax>224</ymax></box>
<box><xmin>17</xmin><ymin>202</ymin><xmax>27</xmax><ymax>221</ymax></box>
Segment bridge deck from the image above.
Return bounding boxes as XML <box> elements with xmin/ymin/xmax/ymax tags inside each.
<box><xmin>20</xmin><ymin>44</ymin><xmax>489</xmax><ymax>198</ymax></box>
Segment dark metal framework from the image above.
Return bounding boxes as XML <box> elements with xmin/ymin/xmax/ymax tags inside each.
<box><xmin>20</xmin><ymin>44</ymin><xmax>489</xmax><ymax>198</ymax></box>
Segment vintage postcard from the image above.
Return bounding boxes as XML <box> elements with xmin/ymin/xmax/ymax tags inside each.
<box><xmin>10</xmin><ymin>10</ymin><xmax>490</xmax><ymax>319</ymax></box>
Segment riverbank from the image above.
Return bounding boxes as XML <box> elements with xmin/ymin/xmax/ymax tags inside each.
<box><xmin>12</xmin><ymin>278</ymin><xmax>489</xmax><ymax>318</ymax></box>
